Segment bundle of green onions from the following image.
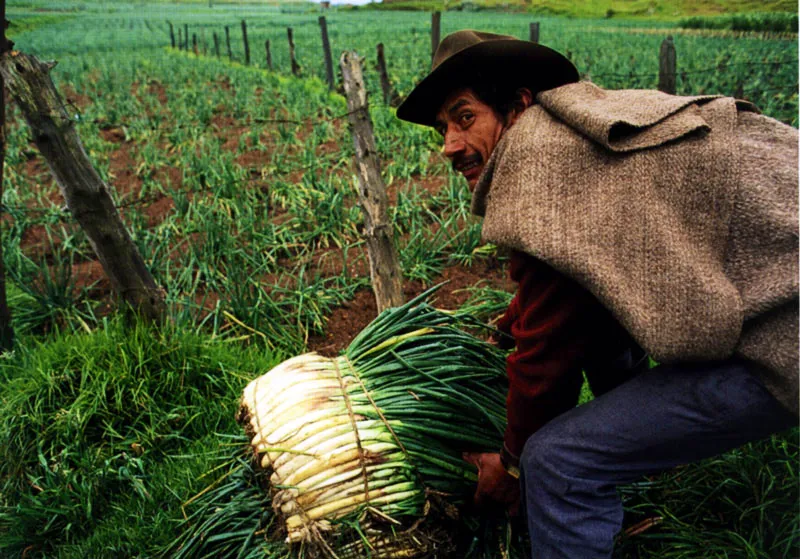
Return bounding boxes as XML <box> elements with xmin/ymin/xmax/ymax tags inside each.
<box><xmin>238</xmin><ymin>291</ymin><xmax>508</xmax><ymax>555</ymax></box>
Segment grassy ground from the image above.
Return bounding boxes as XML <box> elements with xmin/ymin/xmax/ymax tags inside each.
<box><xmin>0</xmin><ymin>2</ymin><xmax>797</xmax><ymax>557</ymax></box>
<box><xmin>372</xmin><ymin>0</ymin><xmax>797</xmax><ymax>18</ymax></box>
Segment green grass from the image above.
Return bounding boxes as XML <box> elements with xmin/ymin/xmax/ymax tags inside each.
<box><xmin>0</xmin><ymin>316</ymin><xmax>282</xmax><ymax>556</ymax></box>
<box><xmin>679</xmin><ymin>11</ymin><xmax>798</xmax><ymax>32</ymax></box>
<box><xmin>371</xmin><ymin>0</ymin><xmax>797</xmax><ymax>18</ymax></box>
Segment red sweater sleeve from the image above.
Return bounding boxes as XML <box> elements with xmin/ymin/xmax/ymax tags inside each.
<box><xmin>502</xmin><ymin>251</ymin><xmax>606</xmax><ymax>457</ymax></box>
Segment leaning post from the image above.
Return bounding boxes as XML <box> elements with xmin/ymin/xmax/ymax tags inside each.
<box><xmin>319</xmin><ymin>16</ymin><xmax>334</xmax><ymax>90</ymax></box>
<box><xmin>0</xmin><ymin>52</ymin><xmax>167</xmax><ymax>323</ymax></box>
<box><xmin>529</xmin><ymin>22</ymin><xmax>540</xmax><ymax>43</ymax></box>
<box><xmin>241</xmin><ymin>19</ymin><xmax>250</xmax><ymax>65</ymax></box>
<box><xmin>265</xmin><ymin>39</ymin><xmax>272</xmax><ymax>70</ymax></box>
<box><xmin>287</xmin><ymin>27</ymin><xmax>300</xmax><ymax>76</ymax></box>
<box><xmin>376</xmin><ymin>43</ymin><xmax>395</xmax><ymax>105</ymax></box>
<box><xmin>167</xmin><ymin>20</ymin><xmax>176</xmax><ymax>48</ymax></box>
<box><xmin>339</xmin><ymin>51</ymin><xmax>404</xmax><ymax>312</ymax></box>
<box><xmin>658</xmin><ymin>35</ymin><xmax>677</xmax><ymax>94</ymax></box>
<box><xmin>431</xmin><ymin>11</ymin><xmax>441</xmax><ymax>64</ymax></box>
<box><xmin>0</xmin><ymin>4</ymin><xmax>14</xmax><ymax>351</ymax></box>
<box><xmin>225</xmin><ymin>25</ymin><xmax>232</xmax><ymax>59</ymax></box>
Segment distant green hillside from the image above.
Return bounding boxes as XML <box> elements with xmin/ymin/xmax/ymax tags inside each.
<box><xmin>372</xmin><ymin>0</ymin><xmax>798</xmax><ymax>18</ymax></box>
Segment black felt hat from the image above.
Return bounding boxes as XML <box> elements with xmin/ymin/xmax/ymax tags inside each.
<box><xmin>396</xmin><ymin>30</ymin><xmax>579</xmax><ymax>126</ymax></box>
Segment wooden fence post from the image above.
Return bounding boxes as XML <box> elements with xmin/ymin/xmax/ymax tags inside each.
<box><xmin>213</xmin><ymin>32</ymin><xmax>220</xmax><ymax>57</ymax></box>
<box><xmin>265</xmin><ymin>39</ymin><xmax>272</xmax><ymax>70</ymax></box>
<box><xmin>192</xmin><ymin>33</ymin><xmax>198</xmax><ymax>55</ymax></box>
<box><xmin>288</xmin><ymin>27</ymin><xmax>300</xmax><ymax>76</ymax></box>
<box><xmin>658</xmin><ymin>35</ymin><xmax>676</xmax><ymax>94</ymax></box>
<box><xmin>376</xmin><ymin>43</ymin><xmax>395</xmax><ymax>106</ymax></box>
<box><xmin>241</xmin><ymin>20</ymin><xmax>250</xmax><ymax>65</ymax></box>
<box><xmin>225</xmin><ymin>25</ymin><xmax>232</xmax><ymax>59</ymax></box>
<box><xmin>319</xmin><ymin>16</ymin><xmax>334</xmax><ymax>90</ymax></box>
<box><xmin>178</xmin><ymin>28</ymin><xmax>183</xmax><ymax>51</ymax></box>
<box><xmin>529</xmin><ymin>22</ymin><xmax>539</xmax><ymax>43</ymax></box>
<box><xmin>184</xmin><ymin>24</ymin><xmax>189</xmax><ymax>50</ymax></box>
<box><xmin>339</xmin><ymin>51</ymin><xmax>404</xmax><ymax>313</ymax></box>
<box><xmin>0</xmin><ymin>9</ymin><xmax>15</xmax><ymax>351</ymax></box>
<box><xmin>431</xmin><ymin>11</ymin><xmax>441</xmax><ymax>64</ymax></box>
<box><xmin>0</xmin><ymin>53</ymin><xmax>166</xmax><ymax>322</ymax></box>
<box><xmin>167</xmin><ymin>20</ymin><xmax>175</xmax><ymax>48</ymax></box>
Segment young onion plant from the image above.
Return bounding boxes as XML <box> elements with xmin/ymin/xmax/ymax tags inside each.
<box><xmin>238</xmin><ymin>289</ymin><xmax>507</xmax><ymax>554</ymax></box>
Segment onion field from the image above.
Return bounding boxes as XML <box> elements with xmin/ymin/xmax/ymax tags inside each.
<box><xmin>0</xmin><ymin>1</ymin><xmax>797</xmax><ymax>557</ymax></box>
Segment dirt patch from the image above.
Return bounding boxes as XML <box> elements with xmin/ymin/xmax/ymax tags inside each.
<box><xmin>235</xmin><ymin>150</ymin><xmax>268</xmax><ymax>169</ymax></box>
<box><xmin>72</xmin><ymin>260</ymin><xmax>111</xmax><ymax>298</ymax></box>
<box><xmin>20</xmin><ymin>223</ymin><xmax>58</xmax><ymax>258</ymax></box>
<box><xmin>107</xmin><ymin>145</ymin><xmax>142</xmax><ymax>199</ymax></box>
<box><xmin>147</xmin><ymin>81</ymin><xmax>168</xmax><ymax>105</ymax></box>
<box><xmin>212</xmin><ymin>115</ymin><xmax>249</xmax><ymax>152</ymax></box>
<box><xmin>100</xmin><ymin>127</ymin><xmax>127</xmax><ymax>144</ymax></box>
<box><xmin>142</xmin><ymin>195</ymin><xmax>175</xmax><ymax>227</ymax></box>
<box><xmin>61</xmin><ymin>84</ymin><xmax>92</xmax><ymax>111</ymax></box>
<box><xmin>316</xmin><ymin>139</ymin><xmax>340</xmax><ymax>157</ymax></box>
<box><xmin>307</xmin><ymin>258</ymin><xmax>513</xmax><ymax>356</ymax></box>
<box><xmin>388</xmin><ymin>175</ymin><xmax>447</xmax><ymax>206</ymax></box>
<box><xmin>154</xmin><ymin>165</ymin><xmax>183</xmax><ymax>190</ymax></box>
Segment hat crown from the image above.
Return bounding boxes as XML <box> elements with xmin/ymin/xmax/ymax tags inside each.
<box><xmin>432</xmin><ymin>30</ymin><xmax>518</xmax><ymax>70</ymax></box>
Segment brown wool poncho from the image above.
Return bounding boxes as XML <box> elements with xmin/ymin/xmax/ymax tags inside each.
<box><xmin>472</xmin><ymin>82</ymin><xmax>799</xmax><ymax>414</ymax></box>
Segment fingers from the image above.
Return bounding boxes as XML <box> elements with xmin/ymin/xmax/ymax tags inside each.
<box><xmin>462</xmin><ymin>452</ymin><xmax>482</xmax><ymax>469</ymax></box>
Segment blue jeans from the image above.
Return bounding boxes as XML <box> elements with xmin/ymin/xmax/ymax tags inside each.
<box><xmin>519</xmin><ymin>358</ymin><xmax>797</xmax><ymax>559</ymax></box>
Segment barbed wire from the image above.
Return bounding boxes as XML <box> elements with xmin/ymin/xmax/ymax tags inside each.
<box><xmin>590</xmin><ymin>57</ymin><xmax>799</xmax><ymax>80</ymax></box>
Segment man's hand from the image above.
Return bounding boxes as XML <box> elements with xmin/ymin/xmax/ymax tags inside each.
<box><xmin>463</xmin><ymin>452</ymin><xmax>521</xmax><ymax>516</ymax></box>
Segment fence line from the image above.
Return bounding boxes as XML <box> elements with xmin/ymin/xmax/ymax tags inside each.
<box><xmin>168</xmin><ymin>18</ymin><xmax>798</xmax><ymax>105</ymax></box>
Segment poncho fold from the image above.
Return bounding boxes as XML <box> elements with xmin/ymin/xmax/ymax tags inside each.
<box><xmin>472</xmin><ymin>82</ymin><xmax>798</xmax><ymax>413</ymax></box>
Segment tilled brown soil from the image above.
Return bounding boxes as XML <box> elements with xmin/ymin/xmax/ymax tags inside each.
<box><xmin>11</xmin><ymin>82</ymin><xmax>515</xmax><ymax>348</ymax></box>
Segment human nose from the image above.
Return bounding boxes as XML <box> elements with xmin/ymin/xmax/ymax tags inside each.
<box><xmin>443</xmin><ymin>129</ymin><xmax>466</xmax><ymax>159</ymax></box>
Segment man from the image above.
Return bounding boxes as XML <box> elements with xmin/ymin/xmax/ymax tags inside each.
<box><xmin>396</xmin><ymin>30</ymin><xmax>798</xmax><ymax>558</ymax></box>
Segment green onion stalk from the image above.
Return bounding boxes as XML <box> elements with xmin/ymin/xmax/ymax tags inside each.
<box><xmin>238</xmin><ymin>289</ymin><xmax>508</xmax><ymax>553</ymax></box>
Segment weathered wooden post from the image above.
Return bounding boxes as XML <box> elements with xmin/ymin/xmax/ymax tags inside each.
<box><xmin>167</xmin><ymin>20</ymin><xmax>175</xmax><ymax>48</ymax></box>
<box><xmin>0</xmin><ymin>53</ymin><xmax>166</xmax><ymax>322</ymax></box>
<box><xmin>658</xmin><ymin>35</ymin><xmax>676</xmax><ymax>94</ymax></box>
<box><xmin>0</xmin><ymin>7</ymin><xmax>15</xmax><ymax>351</ymax></box>
<box><xmin>431</xmin><ymin>11</ymin><xmax>441</xmax><ymax>64</ymax></box>
<box><xmin>339</xmin><ymin>51</ymin><xmax>404</xmax><ymax>312</ymax></box>
<box><xmin>241</xmin><ymin>20</ymin><xmax>250</xmax><ymax>65</ymax></box>
<box><xmin>225</xmin><ymin>25</ymin><xmax>232</xmax><ymax>59</ymax></box>
<box><xmin>213</xmin><ymin>31</ymin><xmax>220</xmax><ymax>57</ymax></box>
<box><xmin>183</xmin><ymin>24</ymin><xmax>189</xmax><ymax>50</ymax></box>
<box><xmin>287</xmin><ymin>27</ymin><xmax>300</xmax><ymax>76</ymax></box>
<box><xmin>178</xmin><ymin>27</ymin><xmax>183</xmax><ymax>51</ymax></box>
<box><xmin>529</xmin><ymin>22</ymin><xmax>539</xmax><ymax>43</ymax></box>
<box><xmin>192</xmin><ymin>33</ymin><xmax>198</xmax><ymax>55</ymax></box>
<box><xmin>265</xmin><ymin>39</ymin><xmax>272</xmax><ymax>70</ymax></box>
<box><xmin>319</xmin><ymin>16</ymin><xmax>334</xmax><ymax>90</ymax></box>
<box><xmin>376</xmin><ymin>43</ymin><xmax>395</xmax><ymax>105</ymax></box>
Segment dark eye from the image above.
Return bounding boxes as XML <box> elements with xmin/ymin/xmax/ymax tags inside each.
<box><xmin>434</xmin><ymin>124</ymin><xmax>446</xmax><ymax>137</ymax></box>
<box><xmin>459</xmin><ymin>112</ymin><xmax>474</xmax><ymax>126</ymax></box>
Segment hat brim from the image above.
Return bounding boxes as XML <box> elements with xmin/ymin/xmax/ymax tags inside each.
<box><xmin>396</xmin><ymin>40</ymin><xmax>579</xmax><ymax>127</ymax></box>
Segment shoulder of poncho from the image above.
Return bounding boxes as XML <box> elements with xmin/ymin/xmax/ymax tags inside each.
<box><xmin>534</xmin><ymin>82</ymin><xmax>749</xmax><ymax>152</ymax></box>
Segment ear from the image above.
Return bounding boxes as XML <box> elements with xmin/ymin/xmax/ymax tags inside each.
<box><xmin>504</xmin><ymin>88</ymin><xmax>534</xmax><ymax>127</ymax></box>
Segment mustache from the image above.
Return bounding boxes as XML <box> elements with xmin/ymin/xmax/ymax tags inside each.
<box><xmin>452</xmin><ymin>154</ymin><xmax>482</xmax><ymax>173</ymax></box>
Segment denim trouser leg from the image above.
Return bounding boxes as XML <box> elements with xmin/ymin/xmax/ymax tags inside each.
<box><xmin>519</xmin><ymin>359</ymin><xmax>797</xmax><ymax>559</ymax></box>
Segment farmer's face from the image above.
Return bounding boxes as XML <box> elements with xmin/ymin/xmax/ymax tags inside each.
<box><xmin>435</xmin><ymin>88</ymin><xmax>506</xmax><ymax>191</ymax></box>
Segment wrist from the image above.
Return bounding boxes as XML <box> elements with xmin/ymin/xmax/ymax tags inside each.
<box><xmin>500</xmin><ymin>445</ymin><xmax>521</xmax><ymax>479</ymax></box>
